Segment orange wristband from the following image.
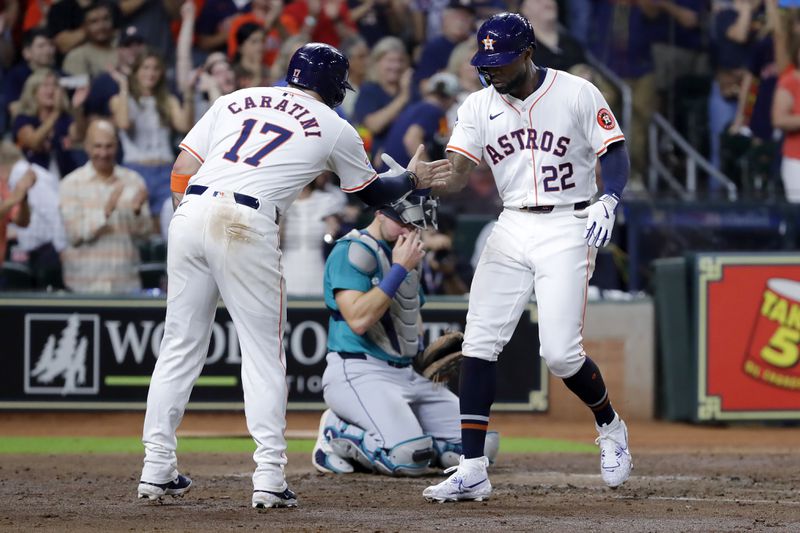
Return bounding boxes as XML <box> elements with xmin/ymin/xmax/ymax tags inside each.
<box><xmin>170</xmin><ymin>172</ymin><xmax>192</xmax><ymax>193</ymax></box>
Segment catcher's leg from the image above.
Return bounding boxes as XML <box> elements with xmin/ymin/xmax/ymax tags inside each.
<box><xmin>321</xmin><ymin>353</ymin><xmax>434</xmax><ymax>475</ymax></box>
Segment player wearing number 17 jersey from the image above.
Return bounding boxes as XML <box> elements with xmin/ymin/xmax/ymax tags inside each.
<box><xmin>422</xmin><ymin>13</ymin><xmax>633</xmax><ymax>502</ymax></box>
<box><xmin>137</xmin><ymin>43</ymin><xmax>451</xmax><ymax>509</ymax></box>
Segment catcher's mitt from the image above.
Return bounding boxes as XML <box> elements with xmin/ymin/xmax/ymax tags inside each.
<box><xmin>414</xmin><ymin>331</ymin><xmax>464</xmax><ymax>383</ymax></box>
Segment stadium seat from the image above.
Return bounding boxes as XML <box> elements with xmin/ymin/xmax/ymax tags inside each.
<box><xmin>0</xmin><ymin>262</ymin><xmax>35</xmax><ymax>290</ymax></box>
<box><xmin>138</xmin><ymin>262</ymin><xmax>167</xmax><ymax>290</ymax></box>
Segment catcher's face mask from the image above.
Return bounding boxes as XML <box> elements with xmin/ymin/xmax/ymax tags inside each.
<box><xmin>382</xmin><ymin>194</ymin><xmax>439</xmax><ymax>231</ymax></box>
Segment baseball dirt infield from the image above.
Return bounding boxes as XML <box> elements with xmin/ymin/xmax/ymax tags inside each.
<box><xmin>1</xmin><ymin>412</ymin><xmax>798</xmax><ymax>531</ymax></box>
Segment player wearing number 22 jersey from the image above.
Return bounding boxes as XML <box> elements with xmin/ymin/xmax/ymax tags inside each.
<box><xmin>137</xmin><ymin>43</ymin><xmax>450</xmax><ymax>510</ymax></box>
<box><xmin>423</xmin><ymin>13</ymin><xmax>633</xmax><ymax>503</ymax></box>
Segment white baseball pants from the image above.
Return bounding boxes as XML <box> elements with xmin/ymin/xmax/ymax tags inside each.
<box><xmin>142</xmin><ymin>191</ymin><xmax>289</xmax><ymax>492</ymax></box>
<box><xmin>464</xmin><ymin>207</ymin><xmax>597</xmax><ymax>378</ymax></box>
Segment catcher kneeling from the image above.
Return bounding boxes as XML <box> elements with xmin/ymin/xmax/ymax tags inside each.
<box><xmin>312</xmin><ymin>188</ymin><xmax>499</xmax><ymax>476</ymax></box>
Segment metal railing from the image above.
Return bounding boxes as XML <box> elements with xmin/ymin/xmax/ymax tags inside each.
<box><xmin>586</xmin><ymin>52</ymin><xmax>632</xmax><ymax>135</ymax></box>
<box><xmin>648</xmin><ymin>113</ymin><xmax>738</xmax><ymax>201</ymax></box>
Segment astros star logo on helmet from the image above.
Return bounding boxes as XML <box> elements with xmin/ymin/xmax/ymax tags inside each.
<box><xmin>482</xmin><ymin>36</ymin><xmax>495</xmax><ymax>51</ymax></box>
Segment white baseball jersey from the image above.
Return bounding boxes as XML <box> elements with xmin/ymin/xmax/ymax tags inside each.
<box><xmin>447</xmin><ymin>69</ymin><xmax>624</xmax><ymax>207</ymax></box>
<box><xmin>179</xmin><ymin>86</ymin><xmax>377</xmax><ymax>212</ymax></box>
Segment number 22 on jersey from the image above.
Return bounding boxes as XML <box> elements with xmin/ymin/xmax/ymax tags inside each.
<box><xmin>223</xmin><ymin>119</ymin><xmax>294</xmax><ymax>167</ymax></box>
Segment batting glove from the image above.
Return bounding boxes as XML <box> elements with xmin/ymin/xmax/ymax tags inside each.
<box><xmin>381</xmin><ymin>153</ymin><xmax>406</xmax><ymax>175</ymax></box>
<box><xmin>574</xmin><ymin>194</ymin><xmax>619</xmax><ymax>248</ymax></box>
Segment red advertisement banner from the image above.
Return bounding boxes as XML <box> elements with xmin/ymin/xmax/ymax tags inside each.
<box><xmin>705</xmin><ymin>262</ymin><xmax>800</xmax><ymax>415</ymax></box>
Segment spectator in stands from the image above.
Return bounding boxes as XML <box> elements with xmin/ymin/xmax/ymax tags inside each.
<box><xmin>353</xmin><ymin>36</ymin><xmax>413</xmax><ymax>164</ymax></box>
<box><xmin>341</xmin><ymin>36</ymin><xmax>369</xmax><ymax>119</ymax></box>
<box><xmin>84</xmin><ymin>25</ymin><xmax>146</xmax><ymax>118</ymax></box>
<box><xmin>347</xmin><ymin>0</ymin><xmax>409</xmax><ymax>47</ymax></box>
<box><xmin>709</xmin><ymin>0</ymin><xmax>764</xmax><ymax>170</ymax></box>
<box><xmin>445</xmin><ymin>39</ymin><xmax>480</xmax><ymax>126</ymax></box>
<box><xmin>282</xmin><ymin>0</ymin><xmax>357</xmax><ymax>48</ymax></box>
<box><xmin>413</xmin><ymin>0</ymin><xmax>474</xmax><ymax>89</ymax></box>
<box><xmin>281</xmin><ymin>173</ymin><xmax>347</xmax><ymax>296</ymax></box>
<box><xmin>0</xmin><ymin>142</ymin><xmax>34</xmax><ymax>286</ymax></box>
<box><xmin>231</xmin><ymin>22</ymin><xmax>270</xmax><ymax>89</ymax></box>
<box><xmin>117</xmin><ymin>0</ymin><xmax>178</xmax><ymax>64</ymax></box>
<box><xmin>109</xmin><ymin>50</ymin><xmax>193</xmax><ymax>228</ymax></box>
<box><xmin>649</xmin><ymin>0</ymin><xmax>709</xmax><ymax>103</ymax></box>
<box><xmin>269</xmin><ymin>34</ymin><xmax>309</xmax><ymax>86</ymax></box>
<box><xmin>195</xmin><ymin>0</ymin><xmax>250</xmax><ymax>54</ymax></box>
<box><xmin>226</xmin><ymin>0</ymin><xmax>296</xmax><ymax>69</ymax></box>
<box><xmin>381</xmin><ymin>71</ymin><xmax>459</xmax><ymax>168</ymax></box>
<box><xmin>8</xmin><ymin>151</ymin><xmax>67</xmax><ymax>290</ymax></box>
<box><xmin>47</xmin><ymin>0</ymin><xmax>120</xmax><ymax>57</ymax></box>
<box><xmin>192</xmin><ymin>52</ymin><xmax>236</xmax><ymax>120</ymax></box>
<box><xmin>59</xmin><ymin>119</ymin><xmax>151</xmax><ymax>293</ymax></box>
<box><xmin>13</xmin><ymin>69</ymin><xmax>87</xmax><ymax>178</ymax></box>
<box><xmin>772</xmin><ymin>6</ymin><xmax>800</xmax><ymax>202</ymax></box>
<box><xmin>421</xmin><ymin>210</ymin><xmax>470</xmax><ymax>295</ymax></box>
<box><xmin>728</xmin><ymin>0</ymin><xmax>783</xmax><ymax>197</ymax></box>
<box><xmin>3</xmin><ymin>29</ymin><xmax>56</xmax><ymax>117</ymax></box>
<box><xmin>0</xmin><ymin>0</ymin><xmax>19</xmax><ymax>70</ymax></box>
<box><xmin>521</xmin><ymin>0</ymin><xmax>588</xmax><ymax>72</ymax></box>
<box><xmin>409</xmin><ymin>0</ymin><xmax>497</xmax><ymax>45</ymax></box>
<box><xmin>62</xmin><ymin>1</ymin><xmax>117</xmax><ymax>80</ymax></box>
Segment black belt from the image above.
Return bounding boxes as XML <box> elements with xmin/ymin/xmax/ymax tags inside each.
<box><xmin>338</xmin><ymin>351</ymin><xmax>412</xmax><ymax>369</ymax></box>
<box><xmin>517</xmin><ymin>200</ymin><xmax>590</xmax><ymax>213</ymax></box>
<box><xmin>186</xmin><ymin>184</ymin><xmax>261</xmax><ymax>210</ymax></box>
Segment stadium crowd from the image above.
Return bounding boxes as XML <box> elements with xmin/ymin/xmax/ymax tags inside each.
<box><xmin>0</xmin><ymin>0</ymin><xmax>798</xmax><ymax>295</ymax></box>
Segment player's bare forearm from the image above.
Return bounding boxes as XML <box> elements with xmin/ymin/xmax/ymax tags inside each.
<box><xmin>431</xmin><ymin>151</ymin><xmax>475</xmax><ymax>194</ymax></box>
<box><xmin>172</xmin><ymin>192</ymin><xmax>184</xmax><ymax>210</ymax></box>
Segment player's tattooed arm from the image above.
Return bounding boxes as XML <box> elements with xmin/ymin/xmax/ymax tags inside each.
<box><xmin>431</xmin><ymin>152</ymin><xmax>475</xmax><ymax>194</ymax></box>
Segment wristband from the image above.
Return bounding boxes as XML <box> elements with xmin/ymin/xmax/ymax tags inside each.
<box><xmin>170</xmin><ymin>171</ymin><xmax>192</xmax><ymax>193</ymax></box>
<box><xmin>378</xmin><ymin>263</ymin><xmax>408</xmax><ymax>299</ymax></box>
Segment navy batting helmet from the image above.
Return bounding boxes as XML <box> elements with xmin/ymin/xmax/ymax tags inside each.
<box><xmin>381</xmin><ymin>193</ymin><xmax>439</xmax><ymax>231</ymax></box>
<box><xmin>470</xmin><ymin>13</ymin><xmax>536</xmax><ymax>68</ymax></box>
<box><xmin>287</xmin><ymin>43</ymin><xmax>353</xmax><ymax>108</ymax></box>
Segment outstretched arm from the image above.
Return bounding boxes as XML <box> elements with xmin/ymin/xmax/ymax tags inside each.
<box><xmin>431</xmin><ymin>151</ymin><xmax>476</xmax><ymax>195</ymax></box>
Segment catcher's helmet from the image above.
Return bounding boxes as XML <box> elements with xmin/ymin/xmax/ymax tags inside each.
<box><xmin>381</xmin><ymin>193</ymin><xmax>439</xmax><ymax>231</ymax></box>
<box><xmin>286</xmin><ymin>43</ymin><xmax>353</xmax><ymax>108</ymax></box>
<box><xmin>470</xmin><ymin>12</ymin><xmax>536</xmax><ymax>68</ymax></box>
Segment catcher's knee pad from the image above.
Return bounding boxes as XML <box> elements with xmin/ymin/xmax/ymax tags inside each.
<box><xmin>433</xmin><ymin>439</ymin><xmax>461</xmax><ymax>469</ymax></box>
<box><xmin>325</xmin><ymin>419</ymin><xmax>377</xmax><ymax>473</ymax></box>
<box><xmin>434</xmin><ymin>431</ymin><xmax>500</xmax><ymax>469</ymax></box>
<box><xmin>374</xmin><ymin>436</ymin><xmax>434</xmax><ymax>477</ymax></box>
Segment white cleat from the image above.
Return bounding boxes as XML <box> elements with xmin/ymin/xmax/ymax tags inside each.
<box><xmin>595</xmin><ymin>414</ymin><xmax>632</xmax><ymax>488</ymax></box>
<box><xmin>422</xmin><ymin>455</ymin><xmax>491</xmax><ymax>503</ymax></box>
<box><xmin>311</xmin><ymin>409</ymin><xmax>354</xmax><ymax>474</ymax></box>
<box><xmin>252</xmin><ymin>488</ymin><xmax>298</xmax><ymax>509</ymax></box>
<box><xmin>137</xmin><ymin>474</ymin><xmax>192</xmax><ymax>501</ymax></box>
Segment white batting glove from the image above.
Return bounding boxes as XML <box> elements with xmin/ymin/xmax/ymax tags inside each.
<box><xmin>574</xmin><ymin>194</ymin><xmax>619</xmax><ymax>248</ymax></box>
<box><xmin>380</xmin><ymin>153</ymin><xmax>406</xmax><ymax>175</ymax></box>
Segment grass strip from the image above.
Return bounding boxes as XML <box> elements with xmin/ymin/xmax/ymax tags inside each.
<box><xmin>0</xmin><ymin>436</ymin><xmax>596</xmax><ymax>455</ymax></box>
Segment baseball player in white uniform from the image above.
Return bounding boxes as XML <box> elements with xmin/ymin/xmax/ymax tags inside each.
<box><xmin>422</xmin><ymin>13</ymin><xmax>633</xmax><ymax>502</ymax></box>
<box><xmin>136</xmin><ymin>43</ymin><xmax>451</xmax><ymax>509</ymax></box>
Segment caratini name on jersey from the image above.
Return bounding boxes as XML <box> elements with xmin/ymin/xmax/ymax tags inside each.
<box><xmin>485</xmin><ymin>128</ymin><xmax>570</xmax><ymax>165</ymax></box>
<box><xmin>226</xmin><ymin>95</ymin><xmax>322</xmax><ymax>137</ymax></box>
